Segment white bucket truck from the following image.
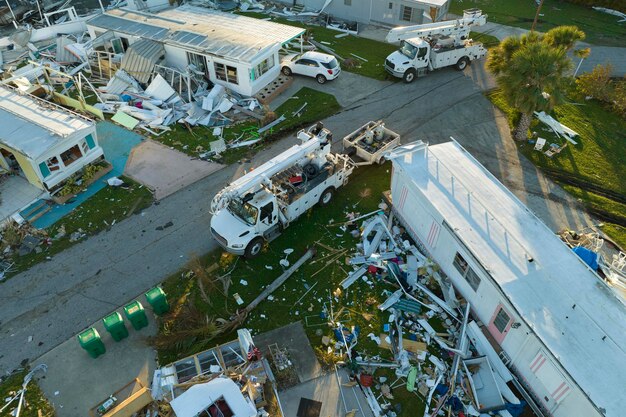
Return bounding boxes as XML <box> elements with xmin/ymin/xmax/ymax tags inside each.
<box><xmin>384</xmin><ymin>9</ymin><xmax>488</xmax><ymax>83</ymax></box>
<box><xmin>210</xmin><ymin>123</ymin><xmax>354</xmax><ymax>258</ymax></box>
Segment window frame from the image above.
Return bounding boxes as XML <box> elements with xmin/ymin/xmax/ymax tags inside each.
<box><xmin>493</xmin><ymin>307</ymin><xmax>511</xmax><ymax>333</ymax></box>
<box><xmin>214</xmin><ymin>61</ymin><xmax>239</xmax><ymax>85</ymax></box>
<box><xmin>60</xmin><ymin>145</ymin><xmax>83</xmax><ymax>167</ymax></box>
<box><xmin>400</xmin><ymin>5</ymin><xmax>413</xmax><ymax>22</ymax></box>
<box><xmin>46</xmin><ymin>156</ymin><xmax>61</xmax><ymax>172</ymax></box>
<box><xmin>252</xmin><ymin>55</ymin><xmax>276</xmax><ymax>80</ymax></box>
<box><xmin>452</xmin><ymin>252</ymin><xmax>481</xmax><ymax>291</ymax></box>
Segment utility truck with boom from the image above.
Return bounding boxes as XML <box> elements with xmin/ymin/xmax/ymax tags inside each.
<box><xmin>210</xmin><ymin>122</ymin><xmax>399</xmax><ymax>258</ymax></box>
<box><xmin>384</xmin><ymin>9</ymin><xmax>487</xmax><ymax>83</ymax></box>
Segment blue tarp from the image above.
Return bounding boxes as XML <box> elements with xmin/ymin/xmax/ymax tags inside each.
<box><xmin>572</xmin><ymin>246</ymin><xmax>599</xmax><ymax>270</ymax></box>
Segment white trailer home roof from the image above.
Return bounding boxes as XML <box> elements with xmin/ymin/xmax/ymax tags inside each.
<box><xmin>88</xmin><ymin>5</ymin><xmax>305</xmax><ymax>63</ymax></box>
<box><xmin>390</xmin><ymin>141</ymin><xmax>626</xmax><ymax>417</ymax></box>
<box><xmin>0</xmin><ymin>86</ymin><xmax>94</xmax><ymax>160</ymax></box>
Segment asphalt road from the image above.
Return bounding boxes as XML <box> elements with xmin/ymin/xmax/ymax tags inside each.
<box><xmin>0</xmin><ymin>64</ymin><xmax>596</xmax><ymax>375</ymax></box>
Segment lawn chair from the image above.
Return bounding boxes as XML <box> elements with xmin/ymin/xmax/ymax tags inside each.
<box><xmin>534</xmin><ymin>137</ymin><xmax>547</xmax><ymax>151</ymax></box>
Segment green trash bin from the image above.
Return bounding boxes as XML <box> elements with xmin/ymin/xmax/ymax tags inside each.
<box><xmin>145</xmin><ymin>287</ymin><xmax>170</xmax><ymax>315</ymax></box>
<box><xmin>124</xmin><ymin>300</ymin><xmax>148</xmax><ymax>330</ymax></box>
<box><xmin>77</xmin><ymin>328</ymin><xmax>106</xmax><ymax>358</ymax></box>
<box><xmin>102</xmin><ymin>312</ymin><xmax>128</xmax><ymax>342</ymax></box>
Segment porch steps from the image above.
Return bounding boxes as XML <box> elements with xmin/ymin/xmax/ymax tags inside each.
<box><xmin>19</xmin><ymin>199</ymin><xmax>51</xmax><ymax>223</ymax></box>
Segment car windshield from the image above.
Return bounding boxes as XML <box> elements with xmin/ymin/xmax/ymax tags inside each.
<box><xmin>400</xmin><ymin>41</ymin><xmax>418</xmax><ymax>59</ymax></box>
<box><xmin>228</xmin><ymin>199</ymin><xmax>258</xmax><ymax>226</ymax></box>
<box><xmin>321</xmin><ymin>58</ymin><xmax>338</xmax><ymax>69</ymax></box>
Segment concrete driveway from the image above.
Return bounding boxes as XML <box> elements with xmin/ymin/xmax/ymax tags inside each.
<box><xmin>124</xmin><ymin>139</ymin><xmax>224</xmax><ymax>200</ymax></box>
<box><xmin>0</xmin><ymin>61</ymin><xmax>596</xmax><ymax>377</ymax></box>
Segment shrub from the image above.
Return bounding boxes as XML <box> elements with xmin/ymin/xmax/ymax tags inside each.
<box><xmin>576</xmin><ymin>64</ymin><xmax>614</xmax><ymax>101</ymax></box>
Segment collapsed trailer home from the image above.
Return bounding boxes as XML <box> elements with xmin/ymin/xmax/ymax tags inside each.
<box><xmin>0</xmin><ymin>86</ymin><xmax>102</xmax><ymax>194</ymax></box>
<box><xmin>386</xmin><ymin>141</ymin><xmax>626</xmax><ymax>417</ymax></box>
<box><xmin>86</xmin><ymin>5</ymin><xmax>305</xmax><ymax>96</ymax></box>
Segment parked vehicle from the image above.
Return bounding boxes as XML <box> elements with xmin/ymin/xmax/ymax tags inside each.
<box><xmin>384</xmin><ymin>9</ymin><xmax>487</xmax><ymax>83</ymax></box>
<box><xmin>210</xmin><ymin>121</ymin><xmax>399</xmax><ymax>258</ymax></box>
<box><xmin>280</xmin><ymin>51</ymin><xmax>341</xmax><ymax>84</ymax></box>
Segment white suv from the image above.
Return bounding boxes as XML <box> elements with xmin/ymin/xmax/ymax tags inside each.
<box><xmin>280</xmin><ymin>51</ymin><xmax>341</xmax><ymax>84</ymax></box>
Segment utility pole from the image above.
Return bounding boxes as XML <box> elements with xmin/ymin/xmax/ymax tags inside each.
<box><xmin>531</xmin><ymin>0</ymin><xmax>545</xmax><ymax>32</ymax></box>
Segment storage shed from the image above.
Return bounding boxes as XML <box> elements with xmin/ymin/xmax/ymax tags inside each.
<box><xmin>0</xmin><ymin>86</ymin><xmax>103</xmax><ymax>192</ymax></box>
<box><xmin>387</xmin><ymin>140</ymin><xmax>626</xmax><ymax>417</ymax></box>
<box><xmin>87</xmin><ymin>6</ymin><xmax>306</xmax><ymax>96</ymax></box>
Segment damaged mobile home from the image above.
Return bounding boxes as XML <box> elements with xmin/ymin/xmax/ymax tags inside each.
<box><xmin>0</xmin><ymin>85</ymin><xmax>103</xmax><ymax>194</ymax></box>
<box><xmin>86</xmin><ymin>5</ymin><xmax>305</xmax><ymax>96</ymax></box>
<box><xmin>273</xmin><ymin>0</ymin><xmax>450</xmax><ymax>26</ymax></box>
<box><xmin>386</xmin><ymin>140</ymin><xmax>626</xmax><ymax>417</ymax></box>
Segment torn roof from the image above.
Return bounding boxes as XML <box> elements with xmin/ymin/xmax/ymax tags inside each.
<box><xmin>390</xmin><ymin>140</ymin><xmax>626</xmax><ymax>417</ymax></box>
<box><xmin>0</xmin><ymin>86</ymin><xmax>94</xmax><ymax>160</ymax></box>
<box><xmin>88</xmin><ymin>5</ymin><xmax>305</xmax><ymax>63</ymax></box>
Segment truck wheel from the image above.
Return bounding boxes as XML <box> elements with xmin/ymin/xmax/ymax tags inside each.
<box><xmin>455</xmin><ymin>57</ymin><xmax>470</xmax><ymax>71</ymax></box>
<box><xmin>403</xmin><ymin>69</ymin><xmax>416</xmax><ymax>83</ymax></box>
<box><xmin>281</xmin><ymin>66</ymin><xmax>292</xmax><ymax>76</ymax></box>
<box><xmin>319</xmin><ymin>187</ymin><xmax>335</xmax><ymax>206</ymax></box>
<box><xmin>244</xmin><ymin>237</ymin><xmax>264</xmax><ymax>259</ymax></box>
<box><xmin>303</xmin><ymin>163</ymin><xmax>319</xmax><ymax>178</ymax></box>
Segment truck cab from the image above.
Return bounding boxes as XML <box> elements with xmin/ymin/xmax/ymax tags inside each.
<box><xmin>211</xmin><ymin>189</ymin><xmax>280</xmax><ymax>258</ymax></box>
<box><xmin>385</xmin><ymin>38</ymin><xmax>430</xmax><ymax>83</ymax></box>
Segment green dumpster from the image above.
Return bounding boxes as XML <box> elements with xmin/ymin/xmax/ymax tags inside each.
<box><xmin>145</xmin><ymin>287</ymin><xmax>170</xmax><ymax>315</ymax></box>
<box><xmin>124</xmin><ymin>300</ymin><xmax>148</xmax><ymax>330</ymax></box>
<box><xmin>102</xmin><ymin>312</ymin><xmax>128</xmax><ymax>342</ymax></box>
<box><xmin>77</xmin><ymin>328</ymin><xmax>105</xmax><ymax>358</ymax></box>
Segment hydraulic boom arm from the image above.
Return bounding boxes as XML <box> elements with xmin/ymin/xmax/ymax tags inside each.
<box><xmin>386</xmin><ymin>9</ymin><xmax>486</xmax><ymax>43</ymax></box>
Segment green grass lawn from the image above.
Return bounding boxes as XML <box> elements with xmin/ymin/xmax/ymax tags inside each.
<box><xmin>0</xmin><ymin>369</ymin><xmax>54</xmax><ymax>417</ymax></box>
<box><xmin>9</xmin><ymin>176</ymin><xmax>154</xmax><ymax>275</ymax></box>
<box><xmin>238</xmin><ymin>12</ymin><xmax>398</xmax><ymax>80</ymax></box>
<box><xmin>487</xmin><ymin>88</ymin><xmax>626</xmax><ymax>248</ymax></box>
<box><xmin>450</xmin><ymin>0</ymin><xmax>626</xmax><ymax>46</ymax></box>
<box><xmin>154</xmin><ymin>87</ymin><xmax>341</xmax><ymax>163</ymax></box>
<box><xmin>156</xmin><ymin>164</ymin><xmax>440</xmax><ymax>416</ymax></box>
<box><xmin>469</xmin><ymin>30</ymin><xmax>501</xmax><ymax>48</ymax></box>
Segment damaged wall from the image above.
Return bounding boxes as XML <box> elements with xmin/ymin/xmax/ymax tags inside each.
<box><xmin>0</xmin><ymin>146</ymin><xmax>44</xmax><ymax>189</ymax></box>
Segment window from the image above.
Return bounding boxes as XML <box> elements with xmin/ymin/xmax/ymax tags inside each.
<box><xmin>214</xmin><ymin>62</ymin><xmax>239</xmax><ymax>85</ymax></box>
<box><xmin>295</xmin><ymin>58</ymin><xmax>318</xmax><ymax>67</ymax></box>
<box><xmin>321</xmin><ymin>58</ymin><xmax>339</xmax><ymax>69</ymax></box>
<box><xmin>493</xmin><ymin>307</ymin><xmax>511</xmax><ymax>333</ymax></box>
<box><xmin>453</xmin><ymin>252</ymin><xmax>481</xmax><ymax>291</ymax></box>
<box><xmin>417</xmin><ymin>47</ymin><xmax>428</xmax><ymax>59</ymax></box>
<box><xmin>80</xmin><ymin>139</ymin><xmax>89</xmax><ymax>155</ymax></box>
<box><xmin>344</xmin><ymin>0</ymin><xmax>351</xmax><ymax>4</ymax></box>
<box><xmin>187</xmin><ymin>52</ymin><xmax>208</xmax><ymax>76</ymax></box>
<box><xmin>252</xmin><ymin>55</ymin><xmax>276</xmax><ymax>80</ymax></box>
<box><xmin>60</xmin><ymin>145</ymin><xmax>82</xmax><ymax>166</ymax></box>
<box><xmin>260</xmin><ymin>202</ymin><xmax>274</xmax><ymax>222</ymax></box>
<box><xmin>388</xmin><ymin>2</ymin><xmax>393</xmax><ymax>9</ymax></box>
<box><xmin>110</xmin><ymin>38</ymin><xmax>124</xmax><ymax>54</ymax></box>
<box><xmin>400</xmin><ymin>5</ymin><xmax>413</xmax><ymax>21</ymax></box>
<box><xmin>45</xmin><ymin>156</ymin><xmax>61</xmax><ymax>172</ymax></box>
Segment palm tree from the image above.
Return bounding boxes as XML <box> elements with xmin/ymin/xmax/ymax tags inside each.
<box><xmin>487</xmin><ymin>26</ymin><xmax>585</xmax><ymax>141</ymax></box>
